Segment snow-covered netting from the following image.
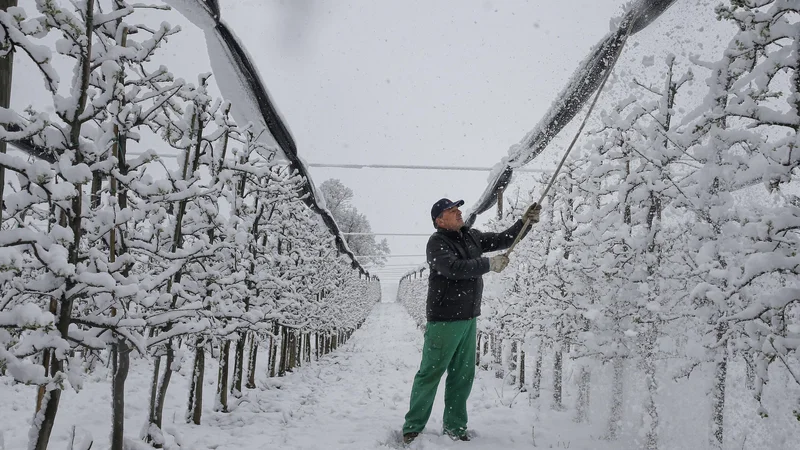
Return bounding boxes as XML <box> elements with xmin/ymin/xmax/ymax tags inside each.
<box><xmin>466</xmin><ymin>0</ymin><xmax>677</xmax><ymax>226</ymax></box>
<box><xmin>160</xmin><ymin>0</ymin><xmax>372</xmax><ymax>277</ymax></box>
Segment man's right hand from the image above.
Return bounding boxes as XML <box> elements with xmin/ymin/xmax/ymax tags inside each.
<box><xmin>489</xmin><ymin>255</ymin><xmax>509</xmax><ymax>273</ymax></box>
<box><xmin>523</xmin><ymin>202</ymin><xmax>542</xmax><ymax>224</ymax></box>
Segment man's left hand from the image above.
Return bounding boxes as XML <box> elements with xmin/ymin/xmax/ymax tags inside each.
<box><xmin>523</xmin><ymin>203</ymin><xmax>541</xmax><ymax>224</ymax></box>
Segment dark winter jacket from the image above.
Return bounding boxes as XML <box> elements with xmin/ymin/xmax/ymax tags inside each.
<box><xmin>425</xmin><ymin>220</ymin><xmax>530</xmax><ymax>322</ymax></box>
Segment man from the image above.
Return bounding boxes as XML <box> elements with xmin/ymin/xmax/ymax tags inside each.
<box><xmin>402</xmin><ymin>198</ymin><xmax>541</xmax><ymax>444</ymax></box>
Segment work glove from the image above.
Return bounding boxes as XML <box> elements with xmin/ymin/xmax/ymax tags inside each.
<box><xmin>523</xmin><ymin>202</ymin><xmax>542</xmax><ymax>224</ymax></box>
<box><xmin>489</xmin><ymin>254</ymin><xmax>509</xmax><ymax>273</ymax></box>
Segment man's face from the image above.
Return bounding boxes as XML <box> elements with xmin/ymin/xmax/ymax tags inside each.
<box><xmin>436</xmin><ymin>206</ymin><xmax>464</xmax><ymax>231</ymax></box>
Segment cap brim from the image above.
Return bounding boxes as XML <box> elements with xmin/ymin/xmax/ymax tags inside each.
<box><xmin>447</xmin><ymin>200</ymin><xmax>465</xmax><ymax>210</ymax></box>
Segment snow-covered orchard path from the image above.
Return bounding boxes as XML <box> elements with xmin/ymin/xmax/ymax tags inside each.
<box><xmin>178</xmin><ymin>302</ymin><xmax>584</xmax><ymax>450</ymax></box>
<box><xmin>1</xmin><ymin>302</ymin><xmax>597</xmax><ymax>450</ymax></box>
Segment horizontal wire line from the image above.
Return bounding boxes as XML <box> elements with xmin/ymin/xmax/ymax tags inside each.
<box><xmin>124</xmin><ymin>153</ymin><xmax>552</xmax><ymax>173</ymax></box>
<box><xmin>342</xmin><ymin>232</ymin><xmax>429</xmax><ymax>236</ymax></box>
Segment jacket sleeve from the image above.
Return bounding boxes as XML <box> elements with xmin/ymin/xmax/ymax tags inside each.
<box><xmin>427</xmin><ymin>235</ymin><xmax>490</xmax><ymax>280</ymax></box>
<box><xmin>475</xmin><ymin>219</ymin><xmax>531</xmax><ymax>253</ymax></box>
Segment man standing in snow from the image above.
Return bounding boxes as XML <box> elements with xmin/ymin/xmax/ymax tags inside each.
<box><xmin>402</xmin><ymin>198</ymin><xmax>541</xmax><ymax>444</ymax></box>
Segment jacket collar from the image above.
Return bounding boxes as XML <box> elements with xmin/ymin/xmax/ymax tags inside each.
<box><xmin>435</xmin><ymin>226</ymin><xmax>470</xmax><ymax>239</ymax></box>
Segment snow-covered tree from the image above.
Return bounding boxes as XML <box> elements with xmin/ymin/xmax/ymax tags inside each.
<box><xmin>1</xmin><ymin>3</ymin><xmax>380</xmax><ymax>449</ymax></box>
<box><xmin>320</xmin><ymin>178</ymin><xmax>390</xmax><ymax>267</ymax></box>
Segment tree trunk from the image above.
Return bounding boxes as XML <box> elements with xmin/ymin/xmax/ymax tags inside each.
<box><xmin>145</xmin><ymin>345</ymin><xmax>175</xmax><ymax>447</ymax></box>
<box><xmin>36</xmin><ymin>292</ymin><xmax>54</xmax><ymax>411</ymax></box>
<box><xmin>246</xmin><ymin>334</ymin><xmax>258</xmax><ymax>389</ymax></box>
<box><xmin>35</xmin><ymin>350</ymin><xmax>51</xmax><ymax>410</ymax></box>
<box><xmin>290</xmin><ymin>330</ymin><xmax>298</xmax><ymax>369</ymax></box>
<box><xmin>508</xmin><ymin>340</ymin><xmax>518</xmax><ymax>386</ymax></box>
<box><xmin>605</xmin><ymin>357</ymin><xmax>625</xmax><ymax>440</ymax></box>
<box><xmin>31</xmin><ymin>19</ymin><xmax>91</xmax><ymax>437</ymax></box>
<box><xmin>142</xmin><ymin>344</ymin><xmax>174</xmax><ymax>447</ymax></box>
<box><xmin>146</xmin><ymin>354</ymin><xmax>161</xmax><ymax>436</ymax></box>
<box><xmin>268</xmin><ymin>331</ymin><xmax>278</xmax><ymax>378</ymax></box>
<box><xmin>216</xmin><ymin>340</ymin><xmax>230</xmax><ymax>412</ymax></box>
<box><xmin>268</xmin><ymin>327</ymin><xmax>277</xmax><ymax>378</ymax></box>
<box><xmin>32</xmin><ymin>284</ymin><xmax>77</xmax><ymax>450</ymax></box>
<box><xmin>156</xmin><ymin>346</ymin><xmax>175</xmax><ymax>433</ymax></box>
<box><xmin>493</xmin><ymin>333</ymin><xmax>504</xmax><ymax>379</ymax></box>
<box><xmin>481</xmin><ymin>334</ymin><xmax>490</xmax><ymax>370</ymax></box>
<box><xmin>743</xmin><ymin>351</ymin><xmax>755</xmax><ymax>390</ymax></box>
<box><xmin>31</xmin><ymin>389</ymin><xmax>60</xmax><ymax>450</ymax></box>
<box><xmin>531</xmin><ymin>342</ymin><xmax>543</xmax><ymax>399</ymax></box>
<box><xmin>187</xmin><ymin>341</ymin><xmax>205</xmax><ymax>425</ymax></box>
<box><xmin>278</xmin><ymin>326</ymin><xmax>288</xmax><ymax>377</ymax></box>
<box><xmin>643</xmin><ymin>327</ymin><xmax>659</xmax><ymax>450</ymax></box>
<box><xmin>574</xmin><ymin>364</ymin><xmax>590</xmax><ymax>424</ymax></box>
<box><xmin>519</xmin><ymin>349</ymin><xmax>526</xmax><ymax>391</ymax></box>
<box><xmin>111</xmin><ymin>340</ymin><xmax>130</xmax><ymax>450</ymax></box>
<box><xmin>710</xmin><ymin>323</ymin><xmax>728</xmax><ymax>449</ymax></box>
<box><xmin>552</xmin><ymin>344</ymin><xmax>563</xmax><ymax>410</ymax></box>
<box><xmin>231</xmin><ymin>332</ymin><xmax>246</xmax><ymax>397</ymax></box>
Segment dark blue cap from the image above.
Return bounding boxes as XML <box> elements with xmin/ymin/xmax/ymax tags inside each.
<box><xmin>431</xmin><ymin>198</ymin><xmax>464</xmax><ymax>222</ymax></box>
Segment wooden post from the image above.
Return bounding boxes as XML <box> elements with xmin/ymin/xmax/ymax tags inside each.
<box><xmin>231</xmin><ymin>332</ymin><xmax>245</xmax><ymax>395</ymax></box>
<box><xmin>216</xmin><ymin>340</ymin><xmax>230</xmax><ymax>412</ymax></box>
<box><xmin>509</xmin><ymin>340</ymin><xmax>518</xmax><ymax>386</ymax></box>
<box><xmin>288</xmin><ymin>329</ymin><xmax>297</xmax><ymax>370</ymax></box>
<box><xmin>0</xmin><ymin>0</ymin><xmax>19</xmax><ymax>216</ymax></box>
<box><xmin>475</xmin><ymin>333</ymin><xmax>481</xmax><ymax>368</ymax></box>
<box><xmin>496</xmin><ymin>185</ymin><xmax>506</xmax><ymax>219</ymax></box>
<box><xmin>188</xmin><ymin>340</ymin><xmax>204</xmax><ymax>425</ymax></box>
<box><xmin>305</xmin><ymin>332</ymin><xmax>311</xmax><ymax>363</ymax></box>
<box><xmin>278</xmin><ymin>326</ymin><xmax>288</xmax><ymax>376</ymax></box>
<box><xmin>246</xmin><ymin>334</ymin><xmax>258</xmax><ymax>389</ymax></box>
<box><xmin>294</xmin><ymin>331</ymin><xmax>301</xmax><ymax>368</ymax></box>
<box><xmin>268</xmin><ymin>322</ymin><xmax>278</xmax><ymax>377</ymax></box>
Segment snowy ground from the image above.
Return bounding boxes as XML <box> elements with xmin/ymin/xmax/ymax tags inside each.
<box><xmin>0</xmin><ymin>302</ymin><xmax>589</xmax><ymax>450</ymax></box>
<box><xmin>2</xmin><ymin>301</ymin><xmax>798</xmax><ymax>450</ymax></box>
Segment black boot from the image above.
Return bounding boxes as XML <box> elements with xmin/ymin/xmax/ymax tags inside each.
<box><xmin>402</xmin><ymin>432</ymin><xmax>419</xmax><ymax>444</ymax></box>
<box><xmin>444</xmin><ymin>429</ymin><xmax>471</xmax><ymax>441</ymax></box>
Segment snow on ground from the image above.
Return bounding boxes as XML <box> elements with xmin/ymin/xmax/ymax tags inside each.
<box><xmin>4</xmin><ymin>301</ymin><xmax>796</xmax><ymax>449</ymax></box>
<box><xmin>0</xmin><ymin>302</ymin><xmax>591</xmax><ymax>450</ymax></box>
<box><xmin>175</xmin><ymin>301</ymin><xmax>586</xmax><ymax>450</ymax></box>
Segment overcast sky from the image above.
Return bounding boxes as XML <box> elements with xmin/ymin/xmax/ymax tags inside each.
<box><xmin>217</xmin><ymin>0</ymin><xmax>634</xmax><ymax>290</ymax></box>
<box><xmin>13</xmin><ymin>0</ymin><xmax>727</xmax><ymax>299</ymax></box>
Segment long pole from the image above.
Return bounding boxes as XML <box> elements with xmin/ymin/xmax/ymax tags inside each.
<box><xmin>0</xmin><ymin>0</ymin><xmax>18</xmax><ymax>217</ymax></box>
<box><xmin>503</xmin><ymin>14</ymin><xmax>636</xmax><ymax>258</ymax></box>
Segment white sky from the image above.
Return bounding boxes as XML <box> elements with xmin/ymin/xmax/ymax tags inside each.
<box><xmin>12</xmin><ymin>0</ymin><xmax>730</xmax><ymax>298</ymax></box>
<box><xmin>219</xmin><ymin>0</ymin><xmax>632</xmax><ymax>291</ymax></box>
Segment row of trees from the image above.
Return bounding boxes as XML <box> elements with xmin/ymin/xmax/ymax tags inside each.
<box><xmin>0</xmin><ymin>2</ymin><xmax>379</xmax><ymax>450</ymax></box>
<box><xmin>399</xmin><ymin>1</ymin><xmax>800</xmax><ymax>448</ymax></box>
<box><xmin>320</xmin><ymin>178</ymin><xmax>390</xmax><ymax>267</ymax></box>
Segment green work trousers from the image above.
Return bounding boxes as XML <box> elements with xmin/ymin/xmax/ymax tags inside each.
<box><xmin>402</xmin><ymin>318</ymin><xmax>477</xmax><ymax>437</ymax></box>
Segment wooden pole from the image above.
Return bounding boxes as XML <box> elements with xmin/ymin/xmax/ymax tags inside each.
<box><xmin>496</xmin><ymin>186</ymin><xmax>505</xmax><ymax>219</ymax></box>
<box><xmin>0</xmin><ymin>0</ymin><xmax>19</xmax><ymax>216</ymax></box>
